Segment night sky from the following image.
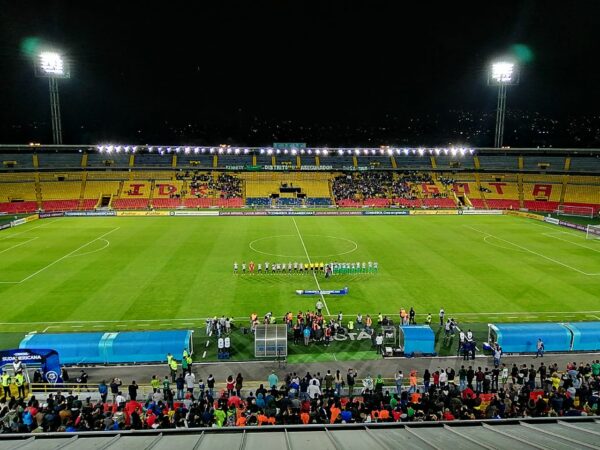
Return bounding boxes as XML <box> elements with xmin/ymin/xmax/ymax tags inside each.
<box><xmin>0</xmin><ymin>0</ymin><xmax>599</xmax><ymax>144</ymax></box>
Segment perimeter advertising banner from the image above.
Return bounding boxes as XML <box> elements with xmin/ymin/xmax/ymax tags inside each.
<box><xmin>39</xmin><ymin>212</ymin><xmax>65</xmax><ymax>219</ymax></box>
<box><xmin>117</xmin><ymin>211</ymin><xmax>170</xmax><ymax>217</ymax></box>
<box><xmin>503</xmin><ymin>210</ymin><xmax>544</xmax><ymax>221</ymax></box>
<box><xmin>64</xmin><ymin>211</ymin><xmax>116</xmax><ymax>217</ymax></box>
<box><xmin>410</xmin><ymin>210</ymin><xmax>459</xmax><ymax>215</ymax></box>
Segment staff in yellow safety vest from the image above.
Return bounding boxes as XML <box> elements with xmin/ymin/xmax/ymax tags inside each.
<box><xmin>14</xmin><ymin>373</ymin><xmax>25</xmax><ymax>398</ymax></box>
<box><xmin>169</xmin><ymin>358</ymin><xmax>178</xmax><ymax>382</ymax></box>
<box><xmin>1</xmin><ymin>373</ymin><xmax>11</xmax><ymax>398</ymax></box>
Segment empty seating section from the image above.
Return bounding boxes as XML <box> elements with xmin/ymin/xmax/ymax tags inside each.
<box><xmin>246</xmin><ymin>198</ymin><xmax>270</xmax><ymax>206</ymax></box>
<box><xmin>1</xmin><ymin>153</ymin><xmax>34</xmax><ymax>169</ymax></box>
<box><xmin>38</xmin><ymin>153</ymin><xmax>82</xmax><ymax>168</ymax></box>
<box><xmin>394</xmin><ymin>155</ymin><xmax>432</xmax><ymax>170</ymax></box>
<box><xmin>478</xmin><ymin>173</ymin><xmax>520</xmax><ymax>210</ymax></box>
<box><xmin>0</xmin><ymin>182</ymin><xmax>37</xmax><ymax>202</ymax></box>
<box><xmin>242</xmin><ymin>172</ymin><xmax>332</xmax><ymax>201</ymax></box>
<box><xmin>86</xmin><ymin>171</ymin><xmax>129</xmax><ymax>180</ymax></box>
<box><xmin>131</xmin><ymin>153</ymin><xmax>166</xmax><ymax>167</ymax></box>
<box><xmin>356</xmin><ymin>156</ymin><xmax>392</xmax><ymax>168</ymax></box>
<box><xmin>40</xmin><ymin>182</ymin><xmax>81</xmax><ymax>200</ymax></box>
<box><xmin>86</xmin><ymin>153</ymin><xmax>130</xmax><ymax>167</ymax></box>
<box><xmin>132</xmin><ymin>171</ymin><xmax>174</xmax><ymax>180</ymax></box>
<box><xmin>0</xmin><ymin>172</ymin><xmax>36</xmax><ymax>182</ymax></box>
<box><xmin>522</xmin><ymin>156</ymin><xmax>565</xmax><ymax>171</ymax></box>
<box><xmin>393</xmin><ymin>197</ymin><xmax>422</xmax><ymax>207</ymax></box>
<box><xmin>177</xmin><ymin>154</ymin><xmax>214</xmax><ymax>167</ymax></box>
<box><xmin>152</xmin><ymin>198</ymin><xmax>180</xmax><ymax>208</ymax></box>
<box><xmin>0</xmin><ymin>201</ymin><xmax>37</xmax><ymax>214</ymax></box>
<box><xmin>305</xmin><ymin>198</ymin><xmax>332</xmax><ymax>206</ymax></box>
<box><xmin>422</xmin><ymin>197</ymin><xmax>456</xmax><ymax>208</ymax></box>
<box><xmin>569</xmin><ymin>156</ymin><xmax>600</xmax><ymax>172</ymax></box>
<box><xmin>435</xmin><ymin>155</ymin><xmax>475</xmax><ymax>170</ymax></box>
<box><xmin>112</xmin><ymin>198</ymin><xmax>149</xmax><ymax>209</ymax></box>
<box><xmin>478</xmin><ymin>155</ymin><xmax>517</xmax><ymax>170</ymax></box>
<box><xmin>38</xmin><ymin>172</ymin><xmax>83</xmax><ymax>181</ymax></box>
<box><xmin>563</xmin><ymin>181</ymin><xmax>600</xmax><ymax>211</ymax></box>
<box><xmin>363</xmin><ymin>198</ymin><xmax>390</xmax><ymax>207</ymax></box>
<box><xmin>83</xmin><ymin>181</ymin><xmax>120</xmax><ymax>200</ymax></box>
<box><xmin>255</xmin><ymin>155</ymin><xmax>273</xmax><ymax>166</ymax></box>
<box><xmin>42</xmin><ymin>200</ymin><xmax>79</xmax><ymax>211</ymax></box>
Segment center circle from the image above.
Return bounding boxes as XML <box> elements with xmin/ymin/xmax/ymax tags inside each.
<box><xmin>249</xmin><ymin>234</ymin><xmax>358</xmax><ymax>258</ymax></box>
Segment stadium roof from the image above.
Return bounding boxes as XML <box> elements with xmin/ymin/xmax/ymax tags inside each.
<box><xmin>0</xmin><ymin>418</ymin><xmax>599</xmax><ymax>450</ymax></box>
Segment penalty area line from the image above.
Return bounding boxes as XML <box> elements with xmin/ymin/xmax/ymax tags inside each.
<box><xmin>292</xmin><ymin>217</ymin><xmax>330</xmax><ymax>316</ymax></box>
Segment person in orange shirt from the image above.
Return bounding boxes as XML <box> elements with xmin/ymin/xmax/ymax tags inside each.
<box><xmin>379</xmin><ymin>409</ymin><xmax>390</xmax><ymax>421</ymax></box>
<box><xmin>330</xmin><ymin>404</ymin><xmax>341</xmax><ymax>424</ymax></box>
<box><xmin>300</xmin><ymin>412</ymin><xmax>310</xmax><ymax>424</ymax></box>
<box><xmin>236</xmin><ymin>415</ymin><xmax>247</xmax><ymax>427</ymax></box>
<box><xmin>257</xmin><ymin>412</ymin><xmax>268</xmax><ymax>426</ymax></box>
<box><xmin>409</xmin><ymin>369</ymin><xmax>418</xmax><ymax>393</ymax></box>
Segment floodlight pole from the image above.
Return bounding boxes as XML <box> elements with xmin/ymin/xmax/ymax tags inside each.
<box><xmin>494</xmin><ymin>83</ymin><xmax>507</xmax><ymax>148</ymax></box>
<box><xmin>48</xmin><ymin>78</ymin><xmax>63</xmax><ymax>145</ymax></box>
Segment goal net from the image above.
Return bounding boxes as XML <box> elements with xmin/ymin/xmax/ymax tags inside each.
<box><xmin>586</xmin><ymin>224</ymin><xmax>600</xmax><ymax>240</ymax></box>
<box><xmin>556</xmin><ymin>205</ymin><xmax>594</xmax><ymax>218</ymax></box>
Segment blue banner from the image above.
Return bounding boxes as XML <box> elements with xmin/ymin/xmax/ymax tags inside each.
<box><xmin>0</xmin><ymin>349</ymin><xmax>62</xmax><ymax>384</ymax></box>
<box><xmin>296</xmin><ymin>287</ymin><xmax>349</xmax><ymax>296</ymax></box>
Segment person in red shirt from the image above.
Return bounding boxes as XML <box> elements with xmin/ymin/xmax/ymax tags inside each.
<box><xmin>249</xmin><ymin>261</ymin><xmax>255</xmax><ymax>274</ymax></box>
<box><xmin>442</xmin><ymin>408</ymin><xmax>455</xmax><ymax>421</ymax></box>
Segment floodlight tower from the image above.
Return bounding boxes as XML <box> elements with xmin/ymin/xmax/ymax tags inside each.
<box><xmin>488</xmin><ymin>61</ymin><xmax>518</xmax><ymax>148</ymax></box>
<box><xmin>34</xmin><ymin>51</ymin><xmax>70</xmax><ymax>144</ymax></box>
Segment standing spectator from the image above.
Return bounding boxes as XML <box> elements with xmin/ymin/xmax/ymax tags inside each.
<box><xmin>207</xmin><ymin>374</ymin><xmax>215</xmax><ymax>398</ymax></box>
<box><xmin>303</xmin><ymin>326</ymin><xmax>311</xmax><ymax>346</ymax></box>
<box><xmin>347</xmin><ymin>369</ymin><xmax>357</xmax><ymax>396</ymax></box>
<box><xmin>128</xmin><ymin>380</ymin><xmax>138</xmax><ymax>401</ymax></box>
<box><xmin>226</xmin><ymin>375</ymin><xmax>235</xmax><ymax>396</ymax></box>
<box><xmin>439</xmin><ymin>308</ymin><xmax>445</xmax><ymax>326</ymax></box>
<box><xmin>98</xmin><ymin>380</ymin><xmax>108</xmax><ymax>403</ymax></box>
<box><xmin>334</xmin><ymin>370</ymin><xmax>343</xmax><ymax>396</ymax></box>
<box><xmin>150</xmin><ymin>375</ymin><xmax>160</xmax><ymax>393</ymax></box>
<box><xmin>375</xmin><ymin>333</ymin><xmax>384</xmax><ymax>354</ymax></box>
<box><xmin>110</xmin><ymin>378</ymin><xmax>122</xmax><ymax>404</ymax></box>
<box><xmin>185</xmin><ymin>371</ymin><xmax>196</xmax><ymax>399</ymax></box>
<box><xmin>235</xmin><ymin>373</ymin><xmax>243</xmax><ymax>397</ymax></box>
<box><xmin>395</xmin><ymin>370</ymin><xmax>404</xmax><ymax>394</ymax></box>
<box><xmin>77</xmin><ymin>370</ymin><xmax>89</xmax><ymax>391</ymax></box>
<box><xmin>268</xmin><ymin>370</ymin><xmax>279</xmax><ymax>389</ymax></box>
<box><xmin>175</xmin><ymin>374</ymin><xmax>185</xmax><ymax>400</ymax></box>
<box><xmin>536</xmin><ymin>338</ymin><xmax>545</xmax><ymax>358</ymax></box>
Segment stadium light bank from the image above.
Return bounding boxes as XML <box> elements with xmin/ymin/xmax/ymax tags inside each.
<box><xmin>34</xmin><ymin>50</ymin><xmax>71</xmax><ymax>145</ymax></box>
<box><xmin>488</xmin><ymin>60</ymin><xmax>519</xmax><ymax>149</ymax></box>
<box><xmin>96</xmin><ymin>145</ymin><xmax>474</xmax><ymax>156</ymax></box>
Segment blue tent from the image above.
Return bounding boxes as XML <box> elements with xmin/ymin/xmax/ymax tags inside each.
<box><xmin>565</xmin><ymin>322</ymin><xmax>600</xmax><ymax>351</ymax></box>
<box><xmin>399</xmin><ymin>326</ymin><xmax>435</xmax><ymax>356</ymax></box>
<box><xmin>20</xmin><ymin>330</ymin><xmax>193</xmax><ymax>364</ymax></box>
<box><xmin>488</xmin><ymin>323</ymin><xmax>571</xmax><ymax>353</ymax></box>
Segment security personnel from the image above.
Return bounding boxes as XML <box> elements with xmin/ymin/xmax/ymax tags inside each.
<box><xmin>1</xmin><ymin>372</ymin><xmax>11</xmax><ymax>399</ymax></box>
<box><xmin>185</xmin><ymin>354</ymin><xmax>193</xmax><ymax>375</ymax></box>
<box><xmin>14</xmin><ymin>372</ymin><xmax>25</xmax><ymax>398</ymax></box>
<box><xmin>169</xmin><ymin>357</ymin><xmax>178</xmax><ymax>382</ymax></box>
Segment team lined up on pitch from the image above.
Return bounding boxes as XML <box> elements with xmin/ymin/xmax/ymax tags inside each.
<box><xmin>233</xmin><ymin>261</ymin><xmax>378</xmax><ymax>276</ymax></box>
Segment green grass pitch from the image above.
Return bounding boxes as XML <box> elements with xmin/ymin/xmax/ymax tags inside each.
<box><xmin>0</xmin><ymin>214</ymin><xmax>599</xmax><ymax>360</ymax></box>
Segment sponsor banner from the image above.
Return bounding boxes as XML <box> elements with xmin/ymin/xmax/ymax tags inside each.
<box><xmin>169</xmin><ymin>210</ymin><xmax>219</xmax><ymax>216</ymax></box>
<box><xmin>544</xmin><ymin>217</ymin><xmax>560</xmax><ymax>225</ymax></box>
<box><xmin>64</xmin><ymin>211</ymin><xmax>116</xmax><ymax>217</ymax></box>
<box><xmin>558</xmin><ymin>220</ymin><xmax>587</xmax><ymax>232</ymax></box>
<box><xmin>0</xmin><ymin>223</ymin><xmax>11</xmax><ymax>231</ymax></box>
<box><xmin>39</xmin><ymin>211</ymin><xmax>65</xmax><ymax>219</ymax></box>
<box><xmin>11</xmin><ymin>218</ymin><xmax>26</xmax><ymax>226</ymax></box>
<box><xmin>461</xmin><ymin>209</ymin><xmax>503</xmax><ymax>215</ymax></box>
<box><xmin>296</xmin><ymin>287</ymin><xmax>349</xmax><ymax>296</ymax></box>
<box><xmin>503</xmin><ymin>210</ymin><xmax>544</xmax><ymax>221</ymax></box>
<box><xmin>300</xmin><ymin>165</ymin><xmax>333</xmax><ymax>171</ymax></box>
<box><xmin>117</xmin><ymin>210</ymin><xmax>170</xmax><ymax>217</ymax></box>
<box><xmin>219</xmin><ymin>211</ymin><xmax>268</xmax><ymax>216</ymax></box>
<box><xmin>267</xmin><ymin>210</ymin><xmax>314</xmax><ymax>216</ymax></box>
<box><xmin>314</xmin><ymin>211</ymin><xmax>363</xmax><ymax>216</ymax></box>
<box><xmin>362</xmin><ymin>210</ymin><xmax>410</xmax><ymax>216</ymax></box>
<box><xmin>24</xmin><ymin>214</ymin><xmax>39</xmax><ymax>223</ymax></box>
<box><xmin>410</xmin><ymin>209</ymin><xmax>459</xmax><ymax>215</ymax></box>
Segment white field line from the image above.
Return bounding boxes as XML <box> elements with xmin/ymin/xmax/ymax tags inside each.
<box><xmin>292</xmin><ymin>217</ymin><xmax>331</xmax><ymax>316</ymax></box>
<box><xmin>2</xmin><ymin>310</ymin><xmax>600</xmax><ymax>328</ymax></box>
<box><xmin>543</xmin><ymin>232</ymin><xmax>600</xmax><ymax>253</ymax></box>
<box><xmin>0</xmin><ymin>237</ymin><xmax>38</xmax><ymax>255</ymax></box>
<box><xmin>465</xmin><ymin>225</ymin><xmax>599</xmax><ymax>276</ymax></box>
<box><xmin>0</xmin><ymin>218</ymin><xmax>63</xmax><ymax>241</ymax></box>
<box><xmin>66</xmin><ymin>239</ymin><xmax>111</xmax><ymax>258</ymax></box>
<box><xmin>15</xmin><ymin>227</ymin><xmax>120</xmax><ymax>284</ymax></box>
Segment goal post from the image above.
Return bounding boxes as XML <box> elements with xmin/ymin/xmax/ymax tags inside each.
<box><xmin>586</xmin><ymin>224</ymin><xmax>600</xmax><ymax>240</ymax></box>
<box><xmin>556</xmin><ymin>205</ymin><xmax>594</xmax><ymax>218</ymax></box>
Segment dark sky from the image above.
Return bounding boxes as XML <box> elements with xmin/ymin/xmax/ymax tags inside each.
<box><xmin>0</xmin><ymin>0</ymin><xmax>599</xmax><ymax>143</ymax></box>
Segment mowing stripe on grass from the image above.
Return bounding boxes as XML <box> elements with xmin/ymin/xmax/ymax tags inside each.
<box><xmin>0</xmin><ymin>218</ymin><xmax>62</xmax><ymax>241</ymax></box>
<box><xmin>17</xmin><ymin>227</ymin><xmax>121</xmax><ymax>284</ymax></box>
<box><xmin>292</xmin><ymin>217</ymin><xmax>330</xmax><ymax>316</ymax></box>
<box><xmin>543</xmin><ymin>232</ymin><xmax>600</xmax><ymax>253</ymax></box>
<box><xmin>465</xmin><ymin>225</ymin><xmax>599</xmax><ymax>276</ymax></box>
<box><xmin>0</xmin><ymin>237</ymin><xmax>38</xmax><ymax>255</ymax></box>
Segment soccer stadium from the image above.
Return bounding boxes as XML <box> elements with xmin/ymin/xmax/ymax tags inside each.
<box><xmin>2</xmin><ymin>2</ymin><xmax>600</xmax><ymax>448</ymax></box>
